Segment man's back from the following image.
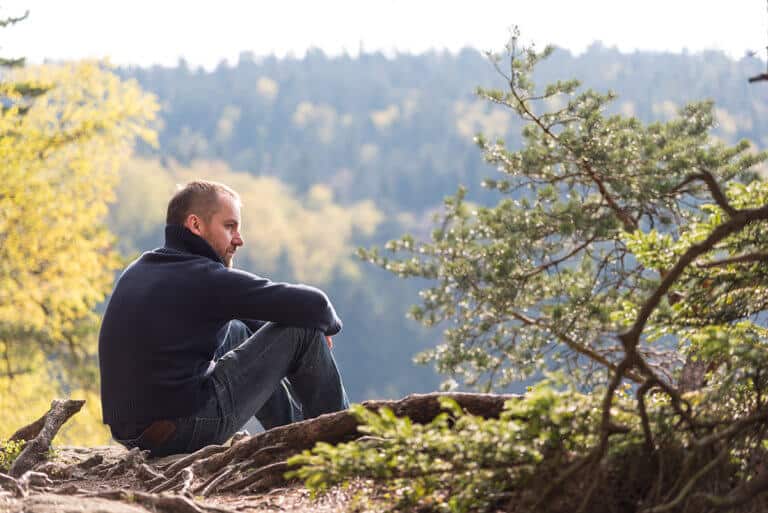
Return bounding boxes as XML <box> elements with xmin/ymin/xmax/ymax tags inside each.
<box><xmin>99</xmin><ymin>226</ymin><xmax>232</xmax><ymax>425</ymax></box>
<box><xmin>99</xmin><ymin>225</ymin><xmax>342</xmax><ymax>427</ymax></box>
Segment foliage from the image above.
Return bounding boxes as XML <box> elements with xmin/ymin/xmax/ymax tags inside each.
<box><xmin>0</xmin><ymin>438</ymin><xmax>23</xmax><ymax>472</ymax></box>
<box><xmin>109</xmin><ymin>157</ymin><xmax>383</xmax><ymax>283</ymax></box>
<box><xmin>289</xmin><ymin>384</ymin><xmax>616</xmax><ymax>512</ymax></box>
<box><xmin>121</xmin><ymin>45</ymin><xmax>766</xmax><ymax>216</ymax></box>
<box><xmin>360</xmin><ymin>38</ymin><xmax>765</xmax><ymax>392</ymax></box>
<box><xmin>0</xmin><ymin>59</ymin><xmax>158</xmax><ymax>440</ymax></box>
<box><xmin>0</xmin><ymin>61</ymin><xmax>158</xmax><ymax>366</ymax></box>
<box><xmin>296</xmin><ymin>32</ymin><xmax>768</xmax><ymax>512</ymax></box>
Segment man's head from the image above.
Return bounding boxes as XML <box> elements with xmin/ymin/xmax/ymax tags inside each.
<box><xmin>166</xmin><ymin>180</ymin><xmax>243</xmax><ymax>268</ymax></box>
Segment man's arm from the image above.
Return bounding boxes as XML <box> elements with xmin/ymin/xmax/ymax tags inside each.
<box><xmin>239</xmin><ymin>319</ymin><xmax>333</xmax><ymax>349</ymax></box>
<box><xmin>209</xmin><ymin>266</ymin><xmax>342</xmax><ymax>335</ymax></box>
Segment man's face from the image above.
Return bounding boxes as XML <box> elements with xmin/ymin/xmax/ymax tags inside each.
<box><xmin>189</xmin><ymin>193</ymin><xmax>243</xmax><ymax>268</ymax></box>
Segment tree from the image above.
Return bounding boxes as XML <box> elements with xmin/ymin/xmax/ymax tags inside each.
<box><xmin>0</xmin><ymin>44</ymin><xmax>158</xmax><ymax>440</ymax></box>
<box><xmin>291</xmin><ymin>31</ymin><xmax>768</xmax><ymax>512</ymax></box>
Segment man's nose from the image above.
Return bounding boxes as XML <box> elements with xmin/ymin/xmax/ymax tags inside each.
<box><xmin>233</xmin><ymin>232</ymin><xmax>244</xmax><ymax>246</ymax></box>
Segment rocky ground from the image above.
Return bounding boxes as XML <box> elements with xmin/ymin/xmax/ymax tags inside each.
<box><xmin>0</xmin><ymin>445</ymin><xmax>355</xmax><ymax>513</ymax></box>
<box><xmin>0</xmin><ymin>393</ymin><xmax>512</xmax><ymax>513</ymax></box>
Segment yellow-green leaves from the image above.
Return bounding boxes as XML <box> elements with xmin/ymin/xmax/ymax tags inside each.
<box><xmin>0</xmin><ymin>61</ymin><xmax>157</xmax><ymax>441</ymax></box>
<box><xmin>1</xmin><ymin>62</ymin><xmax>158</xmax><ymax>352</ymax></box>
<box><xmin>0</xmin><ymin>439</ymin><xmax>23</xmax><ymax>472</ymax></box>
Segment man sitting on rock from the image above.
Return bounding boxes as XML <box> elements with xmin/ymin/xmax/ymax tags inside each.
<box><xmin>98</xmin><ymin>180</ymin><xmax>349</xmax><ymax>456</ymax></box>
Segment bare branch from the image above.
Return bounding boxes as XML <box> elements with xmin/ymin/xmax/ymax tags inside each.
<box><xmin>672</xmin><ymin>170</ymin><xmax>737</xmax><ymax>217</ymax></box>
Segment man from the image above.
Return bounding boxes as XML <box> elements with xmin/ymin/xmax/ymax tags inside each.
<box><xmin>98</xmin><ymin>180</ymin><xmax>348</xmax><ymax>456</ymax></box>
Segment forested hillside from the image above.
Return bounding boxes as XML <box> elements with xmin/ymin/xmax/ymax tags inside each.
<box><xmin>106</xmin><ymin>44</ymin><xmax>768</xmax><ymax>406</ymax></box>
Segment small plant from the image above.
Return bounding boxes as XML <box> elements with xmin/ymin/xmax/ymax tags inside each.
<box><xmin>288</xmin><ymin>384</ymin><xmax>620</xmax><ymax>512</ymax></box>
<box><xmin>0</xmin><ymin>439</ymin><xmax>25</xmax><ymax>472</ymax></box>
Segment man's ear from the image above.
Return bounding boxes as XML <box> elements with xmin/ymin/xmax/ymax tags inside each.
<box><xmin>184</xmin><ymin>214</ymin><xmax>203</xmax><ymax>236</ymax></box>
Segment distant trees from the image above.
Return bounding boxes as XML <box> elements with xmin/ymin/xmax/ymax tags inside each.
<box><xmin>121</xmin><ymin>45</ymin><xmax>767</xmax><ymax>217</ymax></box>
<box><xmin>102</xmin><ymin>41</ymin><xmax>768</xmax><ymax>411</ymax></box>
<box><xmin>0</xmin><ymin>49</ymin><xmax>158</xmax><ymax>440</ymax></box>
<box><xmin>111</xmin><ymin>157</ymin><xmax>382</xmax><ymax>282</ymax></box>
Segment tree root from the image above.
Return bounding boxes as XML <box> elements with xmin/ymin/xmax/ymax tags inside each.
<box><xmin>140</xmin><ymin>392</ymin><xmax>515</xmax><ymax>497</ymax></box>
<box><xmin>220</xmin><ymin>461</ymin><xmax>288</xmax><ymax>493</ymax></box>
<box><xmin>194</xmin><ymin>464</ymin><xmax>236</xmax><ymax>497</ymax></box>
<box><xmin>0</xmin><ymin>470</ymin><xmax>56</xmax><ymax>498</ymax></box>
<box><xmin>83</xmin><ymin>489</ymin><xmax>235</xmax><ymax>513</ymax></box>
<box><xmin>0</xmin><ymin>472</ymin><xmax>26</xmax><ymax>498</ymax></box>
<box><xmin>160</xmin><ymin>443</ymin><xmax>229</xmax><ymax>477</ymax></box>
<box><xmin>103</xmin><ymin>447</ymin><xmax>150</xmax><ymax>479</ymax></box>
<box><xmin>4</xmin><ymin>392</ymin><xmax>513</xmax><ymax>505</ymax></box>
<box><xmin>8</xmin><ymin>399</ymin><xmax>85</xmax><ymax>477</ymax></box>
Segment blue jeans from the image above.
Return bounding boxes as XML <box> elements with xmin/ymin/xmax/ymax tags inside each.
<box><xmin>113</xmin><ymin>321</ymin><xmax>349</xmax><ymax>456</ymax></box>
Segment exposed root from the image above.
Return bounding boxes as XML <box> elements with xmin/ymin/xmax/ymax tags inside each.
<box><xmin>162</xmin><ymin>443</ymin><xmax>228</xmax><ymax>476</ymax></box>
<box><xmin>194</xmin><ymin>464</ymin><xmax>236</xmax><ymax>497</ymax></box>
<box><xmin>137</xmin><ymin>462</ymin><xmax>167</xmax><ymax>483</ymax></box>
<box><xmin>151</xmin><ymin>466</ymin><xmax>195</xmax><ymax>494</ymax></box>
<box><xmin>218</xmin><ymin>461</ymin><xmax>286</xmax><ymax>493</ymax></box>
<box><xmin>103</xmin><ymin>447</ymin><xmax>149</xmax><ymax>478</ymax></box>
<box><xmin>179</xmin><ymin>468</ymin><xmax>194</xmax><ymax>497</ymax></box>
<box><xmin>84</xmin><ymin>489</ymin><xmax>236</xmax><ymax>513</ymax></box>
<box><xmin>3</xmin><ymin>392</ymin><xmax>514</xmax><ymax>506</ymax></box>
<box><xmin>18</xmin><ymin>470</ymin><xmax>53</xmax><ymax>490</ymax></box>
<box><xmin>55</xmin><ymin>483</ymin><xmax>89</xmax><ymax>495</ymax></box>
<box><xmin>9</xmin><ymin>399</ymin><xmax>85</xmax><ymax>477</ymax></box>
<box><xmin>0</xmin><ymin>470</ymin><xmax>56</xmax><ymax>498</ymax></box>
<box><xmin>76</xmin><ymin>454</ymin><xmax>105</xmax><ymax>470</ymax></box>
<box><xmin>139</xmin><ymin>392</ymin><xmax>515</xmax><ymax>496</ymax></box>
<box><xmin>0</xmin><ymin>472</ymin><xmax>26</xmax><ymax>498</ymax></box>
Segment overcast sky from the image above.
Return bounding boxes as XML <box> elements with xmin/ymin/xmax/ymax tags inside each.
<box><xmin>2</xmin><ymin>1</ymin><xmax>766</xmax><ymax>69</ymax></box>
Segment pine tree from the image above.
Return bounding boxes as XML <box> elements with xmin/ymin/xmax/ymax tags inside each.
<box><xmin>295</xmin><ymin>30</ymin><xmax>768</xmax><ymax>511</ymax></box>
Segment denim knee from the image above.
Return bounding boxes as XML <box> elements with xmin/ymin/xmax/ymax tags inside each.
<box><xmin>281</xmin><ymin>325</ymin><xmax>324</xmax><ymax>343</ymax></box>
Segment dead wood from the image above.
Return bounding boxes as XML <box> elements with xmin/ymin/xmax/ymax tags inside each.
<box><xmin>8</xmin><ymin>399</ymin><xmax>85</xmax><ymax>477</ymax></box>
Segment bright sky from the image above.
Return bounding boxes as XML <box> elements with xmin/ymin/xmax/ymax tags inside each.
<box><xmin>2</xmin><ymin>1</ymin><xmax>767</xmax><ymax>69</ymax></box>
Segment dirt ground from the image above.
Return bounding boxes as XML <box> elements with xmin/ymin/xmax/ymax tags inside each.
<box><xmin>0</xmin><ymin>445</ymin><xmax>359</xmax><ymax>513</ymax></box>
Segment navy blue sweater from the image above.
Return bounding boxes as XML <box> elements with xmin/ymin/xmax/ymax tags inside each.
<box><xmin>98</xmin><ymin>225</ymin><xmax>342</xmax><ymax>426</ymax></box>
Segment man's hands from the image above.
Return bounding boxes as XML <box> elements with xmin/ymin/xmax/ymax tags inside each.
<box><xmin>326</xmin><ymin>335</ymin><xmax>333</xmax><ymax>349</ymax></box>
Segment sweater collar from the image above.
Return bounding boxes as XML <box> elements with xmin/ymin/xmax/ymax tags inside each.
<box><xmin>164</xmin><ymin>225</ymin><xmax>225</xmax><ymax>265</ymax></box>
